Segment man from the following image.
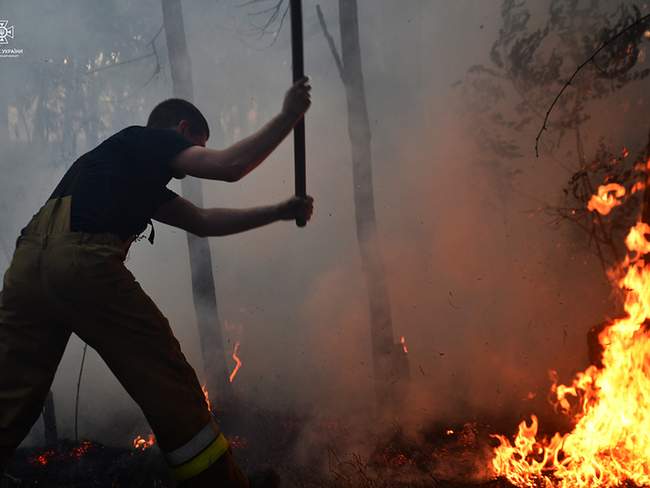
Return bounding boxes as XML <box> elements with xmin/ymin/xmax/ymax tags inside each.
<box><xmin>0</xmin><ymin>77</ymin><xmax>313</xmax><ymax>487</ymax></box>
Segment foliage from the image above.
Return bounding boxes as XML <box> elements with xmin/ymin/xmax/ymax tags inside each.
<box><xmin>460</xmin><ymin>0</ymin><xmax>650</xmax><ymax>269</ymax></box>
<box><xmin>5</xmin><ymin>0</ymin><xmax>165</xmax><ymax>162</ymax></box>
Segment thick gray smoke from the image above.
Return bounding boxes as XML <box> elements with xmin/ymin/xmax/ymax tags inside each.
<box><xmin>0</xmin><ymin>0</ymin><xmax>642</xmax><ymax>468</ymax></box>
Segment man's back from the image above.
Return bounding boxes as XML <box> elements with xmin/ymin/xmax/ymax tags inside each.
<box><xmin>40</xmin><ymin>126</ymin><xmax>195</xmax><ymax>242</ymax></box>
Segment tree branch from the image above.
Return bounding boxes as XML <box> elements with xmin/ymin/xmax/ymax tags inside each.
<box><xmin>316</xmin><ymin>4</ymin><xmax>345</xmax><ymax>81</ymax></box>
<box><xmin>238</xmin><ymin>0</ymin><xmax>289</xmax><ymax>45</ymax></box>
<box><xmin>535</xmin><ymin>12</ymin><xmax>650</xmax><ymax>158</ymax></box>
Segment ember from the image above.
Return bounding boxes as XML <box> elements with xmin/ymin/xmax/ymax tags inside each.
<box><xmin>29</xmin><ymin>441</ymin><xmax>95</xmax><ymax>467</ymax></box>
<box><xmin>30</xmin><ymin>449</ymin><xmax>56</xmax><ymax>466</ymax></box>
<box><xmin>71</xmin><ymin>440</ymin><xmax>93</xmax><ymax>459</ymax></box>
<box><xmin>400</xmin><ymin>336</ymin><xmax>408</xmax><ymax>354</ymax></box>
<box><xmin>132</xmin><ymin>434</ymin><xmax>156</xmax><ymax>451</ymax></box>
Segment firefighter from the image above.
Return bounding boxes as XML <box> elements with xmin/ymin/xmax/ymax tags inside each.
<box><xmin>0</xmin><ymin>77</ymin><xmax>313</xmax><ymax>487</ymax></box>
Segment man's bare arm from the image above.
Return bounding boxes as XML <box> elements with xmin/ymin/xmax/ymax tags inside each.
<box><xmin>153</xmin><ymin>195</ymin><xmax>314</xmax><ymax>237</ymax></box>
<box><xmin>170</xmin><ymin>78</ymin><xmax>312</xmax><ymax>182</ymax></box>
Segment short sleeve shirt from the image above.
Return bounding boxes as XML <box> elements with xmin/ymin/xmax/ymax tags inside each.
<box><xmin>48</xmin><ymin>126</ymin><xmax>195</xmax><ymax>241</ymax></box>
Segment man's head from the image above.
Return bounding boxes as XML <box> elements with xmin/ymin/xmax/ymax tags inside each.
<box><xmin>147</xmin><ymin>99</ymin><xmax>209</xmax><ymax>147</ymax></box>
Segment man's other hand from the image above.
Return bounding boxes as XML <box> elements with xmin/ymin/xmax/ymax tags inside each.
<box><xmin>277</xmin><ymin>195</ymin><xmax>314</xmax><ymax>222</ymax></box>
<box><xmin>282</xmin><ymin>77</ymin><xmax>312</xmax><ymax>121</ymax></box>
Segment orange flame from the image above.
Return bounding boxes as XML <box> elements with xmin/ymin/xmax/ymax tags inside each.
<box><xmin>587</xmin><ymin>183</ymin><xmax>626</xmax><ymax>215</ymax></box>
<box><xmin>202</xmin><ymin>384</ymin><xmax>212</xmax><ymax>412</ymax></box>
<box><xmin>229</xmin><ymin>341</ymin><xmax>242</xmax><ymax>383</ymax></box>
<box><xmin>631</xmin><ymin>181</ymin><xmax>647</xmax><ymax>195</ymax></box>
<box><xmin>492</xmin><ymin>220</ymin><xmax>650</xmax><ymax>487</ymax></box>
<box><xmin>133</xmin><ymin>434</ymin><xmax>156</xmax><ymax>451</ymax></box>
<box><xmin>400</xmin><ymin>336</ymin><xmax>409</xmax><ymax>354</ymax></box>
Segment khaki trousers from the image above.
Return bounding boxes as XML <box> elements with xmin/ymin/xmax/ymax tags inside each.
<box><xmin>0</xmin><ymin>198</ymin><xmax>248</xmax><ymax>486</ymax></box>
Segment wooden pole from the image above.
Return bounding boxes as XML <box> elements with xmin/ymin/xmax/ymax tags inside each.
<box><xmin>290</xmin><ymin>0</ymin><xmax>307</xmax><ymax>227</ymax></box>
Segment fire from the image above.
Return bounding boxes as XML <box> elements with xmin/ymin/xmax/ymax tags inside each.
<box><xmin>229</xmin><ymin>341</ymin><xmax>242</xmax><ymax>383</ymax></box>
<box><xmin>202</xmin><ymin>384</ymin><xmax>212</xmax><ymax>412</ymax></box>
<box><xmin>71</xmin><ymin>440</ymin><xmax>93</xmax><ymax>459</ymax></box>
<box><xmin>133</xmin><ymin>434</ymin><xmax>156</xmax><ymax>451</ymax></box>
<box><xmin>29</xmin><ymin>442</ymin><xmax>94</xmax><ymax>466</ymax></box>
<box><xmin>631</xmin><ymin>181</ymin><xmax>646</xmax><ymax>195</ymax></box>
<box><xmin>400</xmin><ymin>336</ymin><xmax>409</xmax><ymax>354</ymax></box>
<box><xmin>586</xmin><ymin>183</ymin><xmax>626</xmax><ymax>215</ymax></box>
<box><xmin>31</xmin><ymin>449</ymin><xmax>56</xmax><ymax>466</ymax></box>
<box><xmin>491</xmin><ymin>219</ymin><xmax>650</xmax><ymax>487</ymax></box>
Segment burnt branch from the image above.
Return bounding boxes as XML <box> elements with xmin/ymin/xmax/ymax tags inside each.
<box><xmin>239</xmin><ymin>0</ymin><xmax>289</xmax><ymax>44</ymax></box>
<box><xmin>535</xmin><ymin>12</ymin><xmax>650</xmax><ymax>158</ymax></box>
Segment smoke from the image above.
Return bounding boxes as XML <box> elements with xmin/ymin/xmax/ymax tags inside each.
<box><xmin>0</xmin><ymin>1</ymin><xmax>644</xmax><ymax>479</ymax></box>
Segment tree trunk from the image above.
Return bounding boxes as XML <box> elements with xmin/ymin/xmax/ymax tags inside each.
<box><xmin>42</xmin><ymin>391</ymin><xmax>58</xmax><ymax>446</ymax></box>
<box><xmin>338</xmin><ymin>0</ymin><xmax>404</xmax><ymax>409</ymax></box>
<box><xmin>161</xmin><ymin>0</ymin><xmax>233</xmax><ymax>408</ymax></box>
<box><xmin>0</xmin><ymin>89</ymin><xmax>7</xmax><ymax>140</ymax></box>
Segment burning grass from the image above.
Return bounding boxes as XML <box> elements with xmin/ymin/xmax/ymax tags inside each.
<box><xmin>4</xmin><ymin>413</ymin><xmax>521</xmax><ymax>487</ymax></box>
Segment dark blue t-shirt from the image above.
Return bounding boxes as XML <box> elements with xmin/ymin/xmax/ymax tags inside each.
<box><xmin>48</xmin><ymin>126</ymin><xmax>195</xmax><ymax>241</ymax></box>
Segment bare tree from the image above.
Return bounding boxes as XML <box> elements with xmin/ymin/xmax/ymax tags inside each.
<box><xmin>242</xmin><ymin>0</ymin><xmax>406</xmax><ymax>408</ymax></box>
<box><xmin>161</xmin><ymin>0</ymin><xmax>234</xmax><ymax>408</ymax></box>
<box><xmin>317</xmin><ymin>2</ymin><xmax>405</xmax><ymax>409</ymax></box>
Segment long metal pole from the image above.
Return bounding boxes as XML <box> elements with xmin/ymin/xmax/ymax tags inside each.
<box><xmin>290</xmin><ymin>0</ymin><xmax>307</xmax><ymax>227</ymax></box>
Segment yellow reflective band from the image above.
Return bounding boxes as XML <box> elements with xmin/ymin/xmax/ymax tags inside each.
<box><xmin>171</xmin><ymin>433</ymin><xmax>229</xmax><ymax>482</ymax></box>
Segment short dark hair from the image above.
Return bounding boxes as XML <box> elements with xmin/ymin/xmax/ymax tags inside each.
<box><xmin>146</xmin><ymin>98</ymin><xmax>210</xmax><ymax>139</ymax></box>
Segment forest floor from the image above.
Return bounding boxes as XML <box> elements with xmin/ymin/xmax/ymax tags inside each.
<box><xmin>3</xmin><ymin>411</ymin><xmax>518</xmax><ymax>488</ymax></box>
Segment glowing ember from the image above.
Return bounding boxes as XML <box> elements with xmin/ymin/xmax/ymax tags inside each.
<box><xmin>400</xmin><ymin>336</ymin><xmax>409</xmax><ymax>354</ymax></box>
<box><xmin>132</xmin><ymin>434</ymin><xmax>156</xmax><ymax>451</ymax></box>
<box><xmin>71</xmin><ymin>440</ymin><xmax>93</xmax><ymax>459</ymax></box>
<box><xmin>631</xmin><ymin>181</ymin><xmax>646</xmax><ymax>195</ymax></box>
<box><xmin>586</xmin><ymin>183</ymin><xmax>626</xmax><ymax>215</ymax></box>
<box><xmin>229</xmin><ymin>341</ymin><xmax>242</xmax><ymax>383</ymax></box>
<box><xmin>30</xmin><ymin>449</ymin><xmax>56</xmax><ymax>466</ymax></box>
<box><xmin>491</xmin><ymin>219</ymin><xmax>650</xmax><ymax>487</ymax></box>
<box><xmin>202</xmin><ymin>384</ymin><xmax>212</xmax><ymax>412</ymax></box>
<box><xmin>29</xmin><ymin>442</ymin><xmax>95</xmax><ymax>466</ymax></box>
<box><xmin>523</xmin><ymin>391</ymin><xmax>537</xmax><ymax>401</ymax></box>
<box><xmin>229</xmin><ymin>436</ymin><xmax>248</xmax><ymax>449</ymax></box>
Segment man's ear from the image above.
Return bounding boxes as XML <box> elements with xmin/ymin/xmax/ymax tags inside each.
<box><xmin>177</xmin><ymin>119</ymin><xmax>191</xmax><ymax>134</ymax></box>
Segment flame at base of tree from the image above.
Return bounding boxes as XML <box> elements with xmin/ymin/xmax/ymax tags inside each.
<box><xmin>229</xmin><ymin>341</ymin><xmax>242</xmax><ymax>383</ymax></box>
<box><xmin>492</xmin><ymin>221</ymin><xmax>650</xmax><ymax>487</ymax></box>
